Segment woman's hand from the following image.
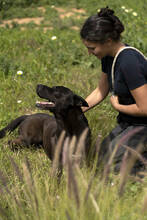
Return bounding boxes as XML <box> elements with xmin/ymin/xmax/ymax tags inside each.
<box><xmin>110</xmin><ymin>85</ymin><xmax>147</xmax><ymax>117</ymax></box>
<box><xmin>110</xmin><ymin>95</ymin><xmax>119</xmax><ymax>110</ymax></box>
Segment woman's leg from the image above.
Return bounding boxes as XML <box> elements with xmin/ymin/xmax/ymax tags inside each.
<box><xmin>99</xmin><ymin>124</ymin><xmax>147</xmax><ymax>173</ymax></box>
<box><xmin>97</xmin><ymin>123</ymin><xmax>126</xmax><ymax>166</ymax></box>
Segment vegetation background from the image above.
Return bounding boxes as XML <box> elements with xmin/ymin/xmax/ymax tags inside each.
<box><xmin>0</xmin><ymin>0</ymin><xmax>147</xmax><ymax>219</ymax></box>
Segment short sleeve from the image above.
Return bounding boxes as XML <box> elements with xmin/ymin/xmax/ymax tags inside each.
<box><xmin>120</xmin><ymin>52</ymin><xmax>147</xmax><ymax>90</ymax></box>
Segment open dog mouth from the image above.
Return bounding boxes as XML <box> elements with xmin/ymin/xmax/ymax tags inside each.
<box><xmin>36</xmin><ymin>100</ymin><xmax>55</xmax><ymax>109</ymax></box>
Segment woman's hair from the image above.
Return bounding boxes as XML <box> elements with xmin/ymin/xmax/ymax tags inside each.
<box><xmin>80</xmin><ymin>6</ymin><xmax>124</xmax><ymax>43</ymax></box>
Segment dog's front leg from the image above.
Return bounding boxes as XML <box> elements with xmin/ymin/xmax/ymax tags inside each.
<box><xmin>43</xmin><ymin>121</ymin><xmax>57</xmax><ymax>161</ymax></box>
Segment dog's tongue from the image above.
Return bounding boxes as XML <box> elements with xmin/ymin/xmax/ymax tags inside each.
<box><xmin>36</xmin><ymin>101</ymin><xmax>53</xmax><ymax>104</ymax></box>
<box><xmin>38</xmin><ymin>101</ymin><xmax>52</xmax><ymax>104</ymax></box>
<box><xmin>36</xmin><ymin>101</ymin><xmax>55</xmax><ymax>108</ymax></box>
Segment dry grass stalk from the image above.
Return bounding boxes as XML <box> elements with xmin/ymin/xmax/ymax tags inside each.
<box><xmin>9</xmin><ymin>156</ymin><xmax>23</xmax><ymax>183</ymax></box>
<box><xmin>118</xmin><ymin>150</ymin><xmax>129</xmax><ymax>196</ymax></box>
<box><xmin>62</xmin><ymin>130</ymin><xmax>88</xmax><ymax>207</ymax></box>
<box><xmin>0</xmin><ymin>205</ymin><xmax>8</xmax><ymax>219</ymax></box>
<box><xmin>0</xmin><ymin>169</ymin><xmax>22</xmax><ymax>209</ymax></box>
<box><xmin>102</xmin><ymin>143</ymin><xmax>120</xmax><ymax>184</ymax></box>
<box><xmin>94</xmin><ymin>134</ymin><xmax>102</xmax><ymax>158</ymax></box>
<box><xmin>64</xmin><ymin>129</ymin><xmax>100</xmax><ymax>214</ymax></box>
<box><xmin>22</xmin><ymin>162</ymin><xmax>33</xmax><ymax>192</ymax></box>
<box><xmin>69</xmin><ymin>135</ymin><xmax>77</xmax><ymax>157</ymax></box>
<box><xmin>84</xmin><ymin>173</ymin><xmax>96</xmax><ymax>204</ymax></box>
<box><xmin>75</xmin><ymin>165</ymin><xmax>100</xmax><ymax>214</ymax></box>
<box><xmin>62</xmin><ymin>137</ymin><xmax>70</xmax><ymax>169</ymax></box>
<box><xmin>67</xmin><ymin>162</ymin><xmax>80</xmax><ymax>209</ymax></box>
<box><xmin>123</xmin><ymin>145</ymin><xmax>147</xmax><ymax>166</ymax></box>
<box><xmin>66</xmin><ymin>138</ymin><xmax>80</xmax><ymax>209</ymax></box>
<box><xmin>74</xmin><ymin>128</ymin><xmax>89</xmax><ymax>165</ymax></box>
<box><xmin>142</xmin><ymin>193</ymin><xmax>147</xmax><ymax>213</ymax></box>
<box><xmin>23</xmin><ymin>157</ymin><xmax>34</xmax><ymax>187</ymax></box>
<box><xmin>0</xmin><ymin>186</ymin><xmax>4</xmax><ymax>195</ymax></box>
<box><xmin>119</xmin><ymin>144</ymin><xmax>143</xmax><ymax>196</ymax></box>
<box><xmin>65</xmin><ymin>210</ymin><xmax>72</xmax><ymax>220</ymax></box>
<box><xmin>65</xmin><ymin>135</ymin><xmax>77</xmax><ymax>165</ymax></box>
<box><xmin>22</xmin><ymin>159</ymin><xmax>39</xmax><ymax>217</ymax></box>
<box><xmin>91</xmin><ymin>134</ymin><xmax>102</xmax><ymax>174</ymax></box>
<box><xmin>0</xmin><ymin>170</ymin><xmax>11</xmax><ymax>195</ymax></box>
<box><xmin>51</xmin><ymin>130</ymin><xmax>66</xmax><ymax>177</ymax></box>
<box><xmin>65</xmin><ymin>137</ymin><xmax>76</xmax><ymax>198</ymax></box>
<box><xmin>62</xmin><ymin>137</ymin><xmax>70</xmax><ymax>167</ymax></box>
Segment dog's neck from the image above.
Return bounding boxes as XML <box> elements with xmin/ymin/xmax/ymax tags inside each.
<box><xmin>55</xmin><ymin>107</ymin><xmax>89</xmax><ymax>138</ymax></box>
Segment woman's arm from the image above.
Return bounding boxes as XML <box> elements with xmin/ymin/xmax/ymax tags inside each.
<box><xmin>82</xmin><ymin>72</ymin><xmax>109</xmax><ymax>112</ymax></box>
<box><xmin>110</xmin><ymin>84</ymin><xmax>147</xmax><ymax>116</ymax></box>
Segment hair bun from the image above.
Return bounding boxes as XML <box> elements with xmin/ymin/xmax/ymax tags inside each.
<box><xmin>98</xmin><ymin>6</ymin><xmax>114</xmax><ymax>17</ymax></box>
<box><xmin>97</xmin><ymin>6</ymin><xmax>124</xmax><ymax>34</ymax></box>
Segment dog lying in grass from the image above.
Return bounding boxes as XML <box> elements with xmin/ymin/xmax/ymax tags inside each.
<box><xmin>0</xmin><ymin>84</ymin><xmax>91</xmax><ymax>162</ymax></box>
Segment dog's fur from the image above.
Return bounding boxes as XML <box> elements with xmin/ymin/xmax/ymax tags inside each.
<box><xmin>0</xmin><ymin>84</ymin><xmax>91</xmax><ymax>161</ymax></box>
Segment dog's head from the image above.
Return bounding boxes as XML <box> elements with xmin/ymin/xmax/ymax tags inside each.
<box><xmin>36</xmin><ymin>84</ymin><xmax>88</xmax><ymax>113</ymax></box>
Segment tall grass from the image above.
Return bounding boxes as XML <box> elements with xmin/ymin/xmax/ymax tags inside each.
<box><xmin>0</xmin><ymin>0</ymin><xmax>147</xmax><ymax>219</ymax></box>
<box><xmin>0</xmin><ymin>131</ymin><xmax>147</xmax><ymax>220</ymax></box>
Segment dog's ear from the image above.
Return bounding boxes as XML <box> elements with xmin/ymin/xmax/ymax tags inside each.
<box><xmin>74</xmin><ymin>95</ymin><xmax>89</xmax><ymax>107</ymax></box>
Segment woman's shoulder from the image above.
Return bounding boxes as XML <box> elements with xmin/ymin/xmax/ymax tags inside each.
<box><xmin>119</xmin><ymin>47</ymin><xmax>146</xmax><ymax>68</ymax></box>
<box><xmin>120</xmin><ymin>47</ymin><xmax>146</xmax><ymax>59</ymax></box>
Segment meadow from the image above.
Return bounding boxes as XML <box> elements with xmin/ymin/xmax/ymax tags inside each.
<box><xmin>0</xmin><ymin>0</ymin><xmax>147</xmax><ymax>219</ymax></box>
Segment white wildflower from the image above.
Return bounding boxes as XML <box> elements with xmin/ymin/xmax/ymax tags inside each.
<box><xmin>56</xmin><ymin>195</ymin><xmax>60</xmax><ymax>200</ymax></box>
<box><xmin>0</xmin><ymin>102</ymin><xmax>3</xmax><ymax>104</ymax></box>
<box><xmin>17</xmin><ymin>70</ymin><xmax>23</xmax><ymax>76</ymax></box>
<box><xmin>51</xmin><ymin>36</ymin><xmax>57</xmax><ymax>40</ymax></box>
<box><xmin>17</xmin><ymin>100</ymin><xmax>22</xmax><ymax>103</ymax></box>
<box><xmin>121</xmin><ymin>6</ymin><xmax>126</xmax><ymax>10</ymax></box>
<box><xmin>132</xmin><ymin>12</ymin><xmax>138</xmax><ymax>16</ymax></box>
<box><xmin>51</xmin><ymin>5</ymin><xmax>55</xmax><ymax>8</ymax></box>
<box><xmin>97</xmin><ymin>8</ymin><xmax>100</xmax><ymax>13</ymax></box>
<box><xmin>125</xmin><ymin>9</ymin><xmax>129</xmax><ymax>13</ymax></box>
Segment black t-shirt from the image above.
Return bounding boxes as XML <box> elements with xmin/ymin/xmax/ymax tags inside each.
<box><xmin>101</xmin><ymin>48</ymin><xmax>147</xmax><ymax>125</ymax></box>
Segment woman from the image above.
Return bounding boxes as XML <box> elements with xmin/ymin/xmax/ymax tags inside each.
<box><xmin>80</xmin><ymin>7</ymin><xmax>147</xmax><ymax>173</ymax></box>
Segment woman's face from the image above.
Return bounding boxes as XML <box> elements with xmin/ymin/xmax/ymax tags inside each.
<box><xmin>82</xmin><ymin>39</ymin><xmax>111</xmax><ymax>59</ymax></box>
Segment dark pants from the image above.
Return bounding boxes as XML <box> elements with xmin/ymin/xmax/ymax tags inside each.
<box><xmin>99</xmin><ymin>123</ymin><xmax>147</xmax><ymax>174</ymax></box>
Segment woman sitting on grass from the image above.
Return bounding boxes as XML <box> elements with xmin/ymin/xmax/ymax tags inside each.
<box><xmin>80</xmin><ymin>6</ymin><xmax>147</xmax><ymax>173</ymax></box>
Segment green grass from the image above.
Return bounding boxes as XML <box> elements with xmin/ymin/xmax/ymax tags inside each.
<box><xmin>0</xmin><ymin>0</ymin><xmax>147</xmax><ymax>219</ymax></box>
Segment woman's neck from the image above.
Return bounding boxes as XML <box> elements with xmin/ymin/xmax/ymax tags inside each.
<box><xmin>109</xmin><ymin>42</ymin><xmax>125</xmax><ymax>57</ymax></box>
